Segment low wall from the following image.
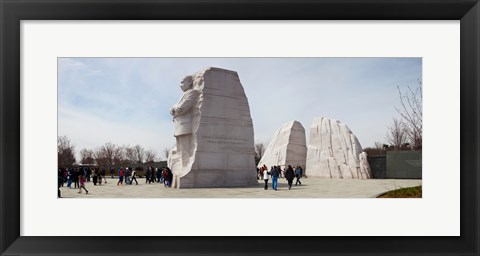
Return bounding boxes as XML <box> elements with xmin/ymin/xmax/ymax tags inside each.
<box><xmin>367</xmin><ymin>151</ymin><xmax>422</xmax><ymax>179</ymax></box>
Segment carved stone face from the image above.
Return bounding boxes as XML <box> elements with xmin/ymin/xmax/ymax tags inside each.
<box><xmin>180</xmin><ymin>76</ymin><xmax>193</xmax><ymax>92</ymax></box>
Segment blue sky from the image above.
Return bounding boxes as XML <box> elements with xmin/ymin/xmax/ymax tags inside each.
<box><xmin>58</xmin><ymin>58</ymin><xmax>422</xmax><ymax>161</ymax></box>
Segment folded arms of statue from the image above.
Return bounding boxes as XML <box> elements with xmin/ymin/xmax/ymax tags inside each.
<box><xmin>170</xmin><ymin>89</ymin><xmax>200</xmax><ymax>117</ymax></box>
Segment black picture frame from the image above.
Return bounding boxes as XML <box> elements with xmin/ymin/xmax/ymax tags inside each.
<box><xmin>1</xmin><ymin>0</ymin><xmax>479</xmax><ymax>255</ymax></box>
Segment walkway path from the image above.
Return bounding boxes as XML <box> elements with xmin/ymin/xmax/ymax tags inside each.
<box><xmin>59</xmin><ymin>177</ymin><xmax>422</xmax><ymax>198</ymax></box>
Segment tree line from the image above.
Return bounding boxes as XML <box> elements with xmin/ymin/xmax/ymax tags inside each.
<box><xmin>365</xmin><ymin>80</ymin><xmax>423</xmax><ymax>155</ymax></box>
<box><xmin>386</xmin><ymin>80</ymin><xmax>422</xmax><ymax>150</ymax></box>
<box><xmin>58</xmin><ymin>136</ymin><xmax>160</xmax><ymax>169</ymax></box>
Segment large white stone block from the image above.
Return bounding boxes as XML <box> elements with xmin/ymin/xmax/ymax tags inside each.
<box><xmin>258</xmin><ymin>120</ymin><xmax>307</xmax><ymax>170</ymax></box>
<box><xmin>306</xmin><ymin>117</ymin><xmax>372</xmax><ymax>179</ymax></box>
<box><xmin>169</xmin><ymin>67</ymin><xmax>257</xmax><ymax>188</ymax></box>
<box><xmin>167</xmin><ymin>147</ymin><xmax>181</xmax><ymax>172</ymax></box>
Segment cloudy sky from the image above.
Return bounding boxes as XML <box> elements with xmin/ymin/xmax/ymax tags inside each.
<box><xmin>58</xmin><ymin>58</ymin><xmax>422</xmax><ymax>161</ymax></box>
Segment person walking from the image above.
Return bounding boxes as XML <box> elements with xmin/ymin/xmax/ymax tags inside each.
<box><xmin>263</xmin><ymin>166</ymin><xmax>270</xmax><ymax>190</ymax></box>
<box><xmin>117</xmin><ymin>168</ymin><xmax>124</xmax><ymax>186</ymax></box>
<box><xmin>66</xmin><ymin>168</ymin><xmax>72</xmax><ymax>188</ymax></box>
<box><xmin>285</xmin><ymin>165</ymin><xmax>295</xmax><ymax>189</ymax></box>
<box><xmin>101</xmin><ymin>169</ymin><xmax>107</xmax><ymax>183</ymax></box>
<box><xmin>162</xmin><ymin>168</ymin><xmax>168</xmax><ymax>186</ymax></box>
<box><xmin>78</xmin><ymin>175</ymin><xmax>89</xmax><ymax>194</ymax></box>
<box><xmin>156</xmin><ymin>168</ymin><xmax>162</xmax><ymax>184</ymax></box>
<box><xmin>295</xmin><ymin>166</ymin><xmax>303</xmax><ymax>185</ymax></box>
<box><xmin>86</xmin><ymin>167</ymin><xmax>91</xmax><ymax>182</ymax></box>
<box><xmin>73</xmin><ymin>169</ymin><xmax>80</xmax><ymax>188</ymax></box>
<box><xmin>271</xmin><ymin>166</ymin><xmax>280</xmax><ymax>191</ymax></box>
<box><xmin>145</xmin><ymin>167</ymin><xmax>151</xmax><ymax>184</ymax></box>
<box><xmin>92</xmin><ymin>169</ymin><xmax>98</xmax><ymax>186</ymax></box>
<box><xmin>165</xmin><ymin>167</ymin><xmax>173</xmax><ymax>187</ymax></box>
<box><xmin>58</xmin><ymin>168</ymin><xmax>64</xmax><ymax>187</ymax></box>
<box><xmin>260</xmin><ymin>165</ymin><xmax>267</xmax><ymax>179</ymax></box>
<box><xmin>58</xmin><ymin>168</ymin><xmax>63</xmax><ymax>197</ymax></box>
<box><xmin>125</xmin><ymin>167</ymin><xmax>131</xmax><ymax>185</ymax></box>
<box><xmin>97</xmin><ymin>168</ymin><xmax>103</xmax><ymax>185</ymax></box>
<box><xmin>131</xmin><ymin>169</ymin><xmax>138</xmax><ymax>185</ymax></box>
<box><xmin>151</xmin><ymin>167</ymin><xmax>156</xmax><ymax>183</ymax></box>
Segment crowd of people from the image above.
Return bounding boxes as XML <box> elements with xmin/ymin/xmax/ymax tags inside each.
<box><xmin>257</xmin><ymin>164</ymin><xmax>303</xmax><ymax>190</ymax></box>
<box><xmin>58</xmin><ymin>164</ymin><xmax>304</xmax><ymax>197</ymax></box>
<box><xmin>57</xmin><ymin>167</ymin><xmax>92</xmax><ymax>197</ymax></box>
<box><xmin>57</xmin><ymin>166</ymin><xmax>174</xmax><ymax>197</ymax></box>
<box><xmin>116</xmin><ymin>166</ymin><xmax>173</xmax><ymax>187</ymax></box>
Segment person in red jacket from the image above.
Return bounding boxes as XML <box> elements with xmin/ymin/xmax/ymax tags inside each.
<box><xmin>117</xmin><ymin>168</ymin><xmax>124</xmax><ymax>186</ymax></box>
<box><xmin>78</xmin><ymin>174</ymin><xmax>88</xmax><ymax>194</ymax></box>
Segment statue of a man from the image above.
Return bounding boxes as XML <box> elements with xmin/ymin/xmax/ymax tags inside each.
<box><xmin>170</xmin><ymin>75</ymin><xmax>200</xmax><ymax>171</ymax></box>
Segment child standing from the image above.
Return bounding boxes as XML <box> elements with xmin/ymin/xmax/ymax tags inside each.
<box><xmin>78</xmin><ymin>175</ymin><xmax>88</xmax><ymax>194</ymax></box>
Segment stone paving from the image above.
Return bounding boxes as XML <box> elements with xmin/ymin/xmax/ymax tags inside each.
<box><xmin>59</xmin><ymin>177</ymin><xmax>422</xmax><ymax>198</ymax></box>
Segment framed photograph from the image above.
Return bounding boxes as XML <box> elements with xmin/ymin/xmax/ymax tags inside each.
<box><xmin>1</xmin><ymin>0</ymin><xmax>478</xmax><ymax>255</ymax></box>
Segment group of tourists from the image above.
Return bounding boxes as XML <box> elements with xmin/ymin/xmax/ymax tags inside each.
<box><xmin>91</xmin><ymin>169</ymin><xmax>108</xmax><ymax>186</ymax></box>
<box><xmin>57</xmin><ymin>167</ymin><xmax>91</xmax><ymax>197</ymax></box>
<box><xmin>57</xmin><ymin>165</ymin><xmax>175</xmax><ymax>197</ymax></box>
<box><xmin>58</xmin><ymin>167</ymin><xmax>100</xmax><ymax>190</ymax></box>
<box><xmin>258</xmin><ymin>164</ymin><xmax>303</xmax><ymax>190</ymax></box>
<box><xmin>116</xmin><ymin>166</ymin><xmax>173</xmax><ymax>187</ymax></box>
<box><xmin>58</xmin><ymin>164</ymin><xmax>304</xmax><ymax>197</ymax></box>
<box><xmin>116</xmin><ymin>167</ymin><xmax>136</xmax><ymax>186</ymax></box>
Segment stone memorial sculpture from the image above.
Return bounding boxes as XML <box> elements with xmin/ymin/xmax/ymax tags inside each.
<box><xmin>257</xmin><ymin>120</ymin><xmax>307</xmax><ymax>170</ymax></box>
<box><xmin>170</xmin><ymin>75</ymin><xmax>200</xmax><ymax>174</ymax></box>
<box><xmin>359</xmin><ymin>151</ymin><xmax>372</xmax><ymax>177</ymax></box>
<box><xmin>167</xmin><ymin>146</ymin><xmax>181</xmax><ymax>173</ymax></box>
<box><xmin>169</xmin><ymin>67</ymin><xmax>258</xmax><ymax>188</ymax></box>
<box><xmin>306</xmin><ymin>117</ymin><xmax>372</xmax><ymax>179</ymax></box>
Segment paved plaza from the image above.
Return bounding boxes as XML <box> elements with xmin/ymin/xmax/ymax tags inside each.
<box><xmin>59</xmin><ymin>177</ymin><xmax>422</xmax><ymax>198</ymax></box>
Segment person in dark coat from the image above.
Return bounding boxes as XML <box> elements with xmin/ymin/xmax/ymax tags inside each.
<box><xmin>285</xmin><ymin>165</ymin><xmax>295</xmax><ymax>190</ymax></box>
<box><xmin>295</xmin><ymin>166</ymin><xmax>303</xmax><ymax>185</ymax></box>
<box><xmin>73</xmin><ymin>169</ymin><xmax>80</xmax><ymax>188</ymax></box>
<box><xmin>92</xmin><ymin>169</ymin><xmax>98</xmax><ymax>185</ymax></box>
<box><xmin>162</xmin><ymin>168</ymin><xmax>168</xmax><ymax>186</ymax></box>
<box><xmin>271</xmin><ymin>166</ymin><xmax>280</xmax><ymax>191</ymax></box>
<box><xmin>86</xmin><ymin>167</ymin><xmax>91</xmax><ymax>182</ymax></box>
<box><xmin>146</xmin><ymin>167</ymin><xmax>151</xmax><ymax>184</ymax></box>
<box><xmin>156</xmin><ymin>168</ymin><xmax>162</xmax><ymax>184</ymax></box>
<box><xmin>165</xmin><ymin>167</ymin><xmax>173</xmax><ymax>187</ymax></box>
<box><xmin>58</xmin><ymin>168</ymin><xmax>63</xmax><ymax>197</ymax></box>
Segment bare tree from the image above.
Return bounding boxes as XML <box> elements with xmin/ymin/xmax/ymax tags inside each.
<box><xmin>255</xmin><ymin>142</ymin><xmax>267</xmax><ymax>160</ymax></box>
<box><xmin>58</xmin><ymin>136</ymin><xmax>76</xmax><ymax>168</ymax></box>
<box><xmin>113</xmin><ymin>146</ymin><xmax>124</xmax><ymax>166</ymax></box>
<box><xmin>163</xmin><ymin>147</ymin><xmax>171</xmax><ymax>160</ymax></box>
<box><xmin>395</xmin><ymin>81</ymin><xmax>422</xmax><ymax>150</ymax></box>
<box><xmin>122</xmin><ymin>145</ymin><xmax>136</xmax><ymax>164</ymax></box>
<box><xmin>94</xmin><ymin>148</ymin><xmax>108</xmax><ymax>169</ymax></box>
<box><xmin>94</xmin><ymin>142</ymin><xmax>123</xmax><ymax>168</ymax></box>
<box><xmin>145</xmin><ymin>149</ymin><xmax>157</xmax><ymax>163</ymax></box>
<box><xmin>79</xmin><ymin>148</ymin><xmax>95</xmax><ymax>165</ymax></box>
<box><xmin>385</xmin><ymin>118</ymin><xmax>408</xmax><ymax>150</ymax></box>
<box><xmin>133</xmin><ymin>144</ymin><xmax>145</xmax><ymax>164</ymax></box>
<box><xmin>362</xmin><ymin>141</ymin><xmax>386</xmax><ymax>156</ymax></box>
